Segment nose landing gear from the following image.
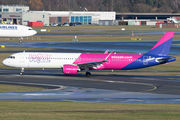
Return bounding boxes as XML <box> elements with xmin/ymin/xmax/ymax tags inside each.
<box><xmin>19</xmin><ymin>37</ymin><xmax>23</xmax><ymax>43</ymax></box>
<box><xmin>20</xmin><ymin>68</ymin><xmax>24</xmax><ymax>75</ymax></box>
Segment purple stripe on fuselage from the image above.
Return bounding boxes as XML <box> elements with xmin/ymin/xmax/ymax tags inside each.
<box><xmin>73</xmin><ymin>53</ymin><xmax>143</xmax><ymax>70</ymax></box>
<box><xmin>150</xmin><ymin>32</ymin><xmax>174</xmax><ymax>51</ymax></box>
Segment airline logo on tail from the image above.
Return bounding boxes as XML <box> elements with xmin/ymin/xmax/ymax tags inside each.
<box><xmin>146</xmin><ymin>32</ymin><xmax>174</xmax><ymax>56</ymax></box>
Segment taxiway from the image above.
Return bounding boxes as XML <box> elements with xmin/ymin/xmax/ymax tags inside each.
<box><xmin>1</xmin><ymin>40</ymin><xmax>180</xmax><ymax>54</ymax></box>
<box><xmin>0</xmin><ymin>69</ymin><xmax>180</xmax><ymax>103</ymax></box>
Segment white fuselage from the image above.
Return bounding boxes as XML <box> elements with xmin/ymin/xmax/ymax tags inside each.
<box><xmin>0</xmin><ymin>24</ymin><xmax>37</xmax><ymax>38</ymax></box>
<box><xmin>3</xmin><ymin>52</ymin><xmax>81</xmax><ymax>68</ymax></box>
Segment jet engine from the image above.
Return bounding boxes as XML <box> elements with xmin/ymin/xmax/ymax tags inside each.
<box><xmin>63</xmin><ymin>64</ymin><xmax>79</xmax><ymax>75</ymax></box>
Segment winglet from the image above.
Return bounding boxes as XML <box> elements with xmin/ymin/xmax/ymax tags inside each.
<box><xmin>104</xmin><ymin>49</ymin><xmax>109</xmax><ymax>54</ymax></box>
<box><xmin>145</xmin><ymin>32</ymin><xmax>174</xmax><ymax>56</ymax></box>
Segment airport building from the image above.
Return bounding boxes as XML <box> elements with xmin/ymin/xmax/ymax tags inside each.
<box><xmin>31</xmin><ymin>11</ymin><xmax>116</xmax><ymax>25</ymax></box>
<box><xmin>0</xmin><ymin>5</ymin><xmax>49</xmax><ymax>25</ymax></box>
<box><xmin>0</xmin><ymin>5</ymin><xmax>115</xmax><ymax>26</ymax></box>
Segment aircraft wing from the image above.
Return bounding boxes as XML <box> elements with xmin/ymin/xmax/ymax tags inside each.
<box><xmin>74</xmin><ymin>52</ymin><xmax>113</xmax><ymax>69</ymax></box>
<box><xmin>77</xmin><ymin>59</ymin><xmax>108</xmax><ymax>68</ymax></box>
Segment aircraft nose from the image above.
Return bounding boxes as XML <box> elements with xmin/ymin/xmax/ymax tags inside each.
<box><xmin>33</xmin><ymin>30</ymin><xmax>37</xmax><ymax>35</ymax></box>
<box><xmin>2</xmin><ymin>59</ymin><xmax>8</xmax><ymax>66</ymax></box>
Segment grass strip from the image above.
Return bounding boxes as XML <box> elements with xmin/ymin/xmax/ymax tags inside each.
<box><xmin>0</xmin><ymin>84</ymin><xmax>45</xmax><ymax>93</ymax></box>
<box><xmin>1</xmin><ymin>34</ymin><xmax>180</xmax><ymax>42</ymax></box>
<box><xmin>33</xmin><ymin>25</ymin><xmax>180</xmax><ymax>31</ymax></box>
<box><xmin>0</xmin><ymin>101</ymin><xmax>180</xmax><ymax>120</ymax></box>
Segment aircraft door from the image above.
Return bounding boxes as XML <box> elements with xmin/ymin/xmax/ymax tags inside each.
<box><xmin>19</xmin><ymin>53</ymin><xmax>28</xmax><ymax>67</ymax></box>
<box><xmin>19</xmin><ymin>26</ymin><xmax>24</xmax><ymax>34</ymax></box>
<box><xmin>20</xmin><ymin>53</ymin><xmax>25</xmax><ymax>63</ymax></box>
<box><xmin>106</xmin><ymin>58</ymin><xmax>110</xmax><ymax>64</ymax></box>
<box><xmin>143</xmin><ymin>56</ymin><xmax>148</xmax><ymax>65</ymax></box>
<box><xmin>76</xmin><ymin>57</ymin><xmax>81</xmax><ymax>62</ymax></box>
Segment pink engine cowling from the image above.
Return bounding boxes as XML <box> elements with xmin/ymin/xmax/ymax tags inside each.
<box><xmin>63</xmin><ymin>64</ymin><xmax>78</xmax><ymax>75</ymax></box>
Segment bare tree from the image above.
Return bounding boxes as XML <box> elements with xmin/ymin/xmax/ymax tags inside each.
<box><xmin>131</xmin><ymin>3</ymin><xmax>152</xmax><ymax>12</ymax></box>
<box><xmin>170</xmin><ymin>0</ymin><xmax>180</xmax><ymax>10</ymax></box>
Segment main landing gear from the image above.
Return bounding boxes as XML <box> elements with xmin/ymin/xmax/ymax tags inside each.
<box><xmin>20</xmin><ymin>68</ymin><xmax>24</xmax><ymax>75</ymax></box>
<box><xmin>85</xmin><ymin>67</ymin><xmax>91</xmax><ymax>77</ymax></box>
<box><xmin>86</xmin><ymin>72</ymin><xmax>91</xmax><ymax>77</ymax></box>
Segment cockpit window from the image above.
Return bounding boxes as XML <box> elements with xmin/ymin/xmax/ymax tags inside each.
<box><xmin>8</xmin><ymin>56</ymin><xmax>15</xmax><ymax>59</ymax></box>
<box><xmin>28</xmin><ymin>28</ymin><xmax>33</xmax><ymax>30</ymax></box>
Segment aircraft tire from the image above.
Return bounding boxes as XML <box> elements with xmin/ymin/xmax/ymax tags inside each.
<box><xmin>19</xmin><ymin>40</ymin><xmax>23</xmax><ymax>43</ymax></box>
<box><xmin>20</xmin><ymin>72</ymin><xmax>24</xmax><ymax>75</ymax></box>
<box><xmin>86</xmin><ymin>72</ymin><xmax>91</xmax><ymax>77</ymax></box>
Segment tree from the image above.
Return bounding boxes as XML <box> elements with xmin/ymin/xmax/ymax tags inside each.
<box><xmin>131</xmin><ymin>3</ymin><xmax>152</xmax><ymax>12</ymax></box>
<box><xmin>170</xmin><ymin>0</ymin><xmax>180</xmax><ymax>10</ymax></box>
<box><xmin>146</xmin><ymin>0</ymin><xmax>156</xmax><ymax>7</ymax></box>
<box><xmin>28</xmin><ymin>0</ymin><xmax>43</xmax><ymax>10</ymax></box>
<box><xmin>157</xmin><ymin>0</ymin><xmax>166</xmax><ymax>8</ymax></box>
<box><xmin>0</xmin><ymin>0</ymin><xmax>177</xmax><ymax>12</ymax></box>
<box><xmin>114</xmin><ymin>0</ymin><xmax>131</xmax><ymax>12</ymax></box>
<box><xmin>156</xmin><ymin>5</ymin><xmax>173</xmax><ymax>12</ymax></box>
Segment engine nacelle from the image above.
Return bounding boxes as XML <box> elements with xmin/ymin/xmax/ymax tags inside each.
<box><xmin>63</xmin><ymin>64</ymin><xmax>78</xmax><ymax>75</ymax></box>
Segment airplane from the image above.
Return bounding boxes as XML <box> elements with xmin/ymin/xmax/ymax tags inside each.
<box><xmin>2</xmin><ymin>32</ymin><xmax>176</xmax><ymax>77</ymax></box>
<box><xmin>0</xmin><ymin>24</ymin><xmax>37</xmax><ymax>42</ymax></box>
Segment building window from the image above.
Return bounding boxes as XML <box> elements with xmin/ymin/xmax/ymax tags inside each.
<box><xmin>0</xmin><ymin>14</ymin><xmax>1</xmax><ymax>18</ymax></box>
<box><xmin>0</xmin><ymin>9</ymin><xmax>1</xmax><ymax>12</ymax></box>
<box><xmin>43</xmin><ymin>15</ymin><xmax>45</xmax><ymax>18</ymax></box>
<box><xmin>57</xmin><ymin>17</ymin><xmax>61</xmax><ymax>23</ymax></box>
<box><xmin>84</xmin><ymin>16</ymin><xmax>87</xmax><ymax>24</ymax></box>
<box><xmin>80</xmin><ymin>16</ymin><xmax>83</xmax><ymax>23</ymax></box>
<box><xmin>16</xmin><ymin>8</ymin><xmax>22</xmax><ymax>12</ymax></box>
<box><xmin>75</xmin><ymin>16</ymin><xmax>79</xmax><ymax>22</ymax></box>
<box><xmin>71</xmin><ymin>16</ymin><xmax>75</xmax><ymax>22</ymax></box>
<box><xmin>88</xmin><ymin>16</ymin><xmax>92</xmax><ymax>24</ymax></box>
<box><xmin>3</xmin><ymin>9</ymin><xmax>9</xmax><ymax>12</ymax></box>
<box><xmin>71</xmin><ymin>16</ymin><xmax>92</xmax><ymax>24</ymax></box>
<box><xmin>84</xmin><ymin>16</ymin><xmax>87</xmax><ymax>21</ymax></box>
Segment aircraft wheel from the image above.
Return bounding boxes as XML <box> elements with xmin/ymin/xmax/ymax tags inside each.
<box><xmin>19</xmin><ymin>40</ymin><xmax>23</xmax><ymax>43</ymax></box>
<box><xmin>86</xmin><ymin>72</ymin><xmax>91</xmax><ymax>77</ymax></box>
<box><xmin>20</xmin><ymin>72</ymin><xmax>24</xmax><ymax>75</ymax></box>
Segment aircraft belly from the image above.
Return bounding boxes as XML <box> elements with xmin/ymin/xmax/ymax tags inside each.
<box><xmin>28</xmin><ymin>62</ymin><xmax>61</xmax><ymax>68</ymax></box>
<box><xmin>103</xmin><ymin>61</ymin><xmax>129</xmax><ymax>70</ymax></box>
<box><xmin>0</xmin><ymin>30</ymin><xmax>19</xmax><ymax>37</ymax></box>
<box><xmin>13</xmin><ymin>62</ymin><xmax>28</xmax><ymax>68</ymax></box>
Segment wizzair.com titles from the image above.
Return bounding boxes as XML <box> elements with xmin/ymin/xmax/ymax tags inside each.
<box><xmin>111</xmin><ymin>56</ymin><xmax>133</xmax><ymax>59</ymax></box>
